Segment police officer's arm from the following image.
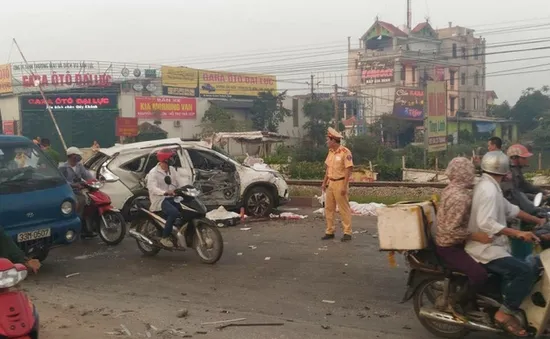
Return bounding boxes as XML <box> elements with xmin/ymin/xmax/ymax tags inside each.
<box><xmin>322</xmin><ymin>154</ymin><xmax>330</xmax><ymax>190</ymax></box>
<box><xmin>0</xmin><ymin>227</ymin><xmax>27</xmax><ymax>265</ymax></box>
<box><xmin>343</xmin><ymin>151</ymin><xmax>354</xmax><ymax>185</ymax></box>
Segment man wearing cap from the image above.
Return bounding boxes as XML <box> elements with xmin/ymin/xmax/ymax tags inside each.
<box><xmin>321</xmin><ymin>127</ymin><xmax>354</xmax><ymax>242</ymax></box>
<box><xmin>59</xmin><ymin>147</ymin><xmax>95</xmax><ymax>237</ymax></box>
<box><xmin>502</xmin><ymin>144</ymin><xmax>548</xmax><ymax>200</ymax></box>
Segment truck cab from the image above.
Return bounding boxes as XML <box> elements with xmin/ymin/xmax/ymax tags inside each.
<box><xmin>0</xmin><ymin>135</ymin><xmax>81</xmax><ymax>261</ymax></box>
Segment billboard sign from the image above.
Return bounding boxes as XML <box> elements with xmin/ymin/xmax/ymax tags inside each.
<box><xmin>135</xmin><ymin>96</ymin><xmax>197</xmax><ymax>119</ymax></box>
<box><xmin>392</xmin><ymin>88</ymin><xmax>424</xmax><ymax>120</ymax></box>
<box><xmin>116</xmin><ymin>117</ymin><xmax>139</xmax><ymax>137</ymax></box>
<box><xmin>0</xmin><ymin>64</ymin><xmax>12</xmax><ymax>94</ymax></box>
<box><xmin>361</xmin><ymin>59</ymin><xmax>394</xmax><ymax>85</ymax></box>
<box><xmin>20</xmin><ymin>94</ymin><xmax>118</xmax><ymax>111</ymax></box>
<box><xmin>426</xmin><ymin>81</ymin><xmax>447</xmax><ymax>153</ymax></box>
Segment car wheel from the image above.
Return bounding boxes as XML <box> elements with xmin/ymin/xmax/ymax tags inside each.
<box><xmin>244</xmin><ymin>186</ymin><xmax>275</xmax><ymax>217</ymax></box>
<box><xmin>122</xmin><ymin>189</ymin><xmax>148</xmax><ymax>222</ymax></box>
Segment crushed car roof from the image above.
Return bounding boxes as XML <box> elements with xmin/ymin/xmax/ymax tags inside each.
<box><xmin>100</xmin><ymin>138</ymin><xmax>212</xmax><ymax>156</ymax></box>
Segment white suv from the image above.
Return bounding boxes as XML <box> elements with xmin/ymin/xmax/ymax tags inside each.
<box><xmin>84</xmin><ymin>138</ymin><xmax>289</xmax><ymax>220</ymax></box>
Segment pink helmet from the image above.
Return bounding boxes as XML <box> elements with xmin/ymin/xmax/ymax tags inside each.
<box><xmin>506</xmin><ymin>144</ymin><xmax>533</xmax><ymax>158</ymax></box>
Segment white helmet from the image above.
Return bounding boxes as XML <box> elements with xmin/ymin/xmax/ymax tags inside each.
<box><xmin>481</xmin><ymin>151</ymin><xmax>509</xmax><ymax>176</ymax></box>
<box><xmin>66</xmin><ymin>147</ymin><xmax>83</xmax><ymax>157</ymax></box>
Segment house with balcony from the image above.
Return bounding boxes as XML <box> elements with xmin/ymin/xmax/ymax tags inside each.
<box><xmin>347</xmin><ymin>19</ymin><xmax>515</xmax><ymax>146</ymax></box>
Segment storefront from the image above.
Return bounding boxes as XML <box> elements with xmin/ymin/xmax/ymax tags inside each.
<box><xmin>20</xmin><ymin>88</ymin><xmax>119</xmax><ymax>153</ymax></box>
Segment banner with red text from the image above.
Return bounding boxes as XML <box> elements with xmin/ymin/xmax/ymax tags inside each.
<box><xmin>426</xmin><ymin>81</ymin><xmax>447</xmax><ymax>153</ymax></box>
<box><xmin>135</xmin><ymin>97</ymin><xmax>196</xmax><ymax>119</ymax></box>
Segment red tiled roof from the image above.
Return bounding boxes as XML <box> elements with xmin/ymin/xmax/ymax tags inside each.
<box><xmin>486</xmin><ymin>90</ymin><xmax>498</xmax><ymax>99</ymax></box>
<box><xmin>378</xmin><ymin>21</ymin><xmax>408</xmax><ymax>37</ymax></box>
<box><xmin>411</xmin><ymin>22</ymin><xmax>428</xmax><ymax>33</ymax></box>
<box><xmin>343</xmin><ymin>116</ymin><xmax>357</xmax><ymax>127</ymax></box>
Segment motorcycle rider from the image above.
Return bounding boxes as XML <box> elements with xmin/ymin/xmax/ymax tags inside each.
<box><xmin>0</xmin><ymin>226</ymin><xmax>40</xmax><ymax>273</ymax></box>
<box><xmin>465</xmin><ymin>151</ymin><xmax>545</xmax><ymax>337</ymax></box>
<box><xmin>503</xmin><ymin>144</ymin><xmax>549</xmax><ymax>200</ymax></box>
<box><xmin>59</xmin><ymin>147</ymin><xmax>95</xmax><ymax>238</ymax></box>
<box><xmin>435</xmin><ymin>157</ymin><xmax>492</xmax><ymax>320</ymax></box>
<box><xmin>146</xmin><ymin>149</ymin><xmax>182</xmax><ymax>248</ymax></box>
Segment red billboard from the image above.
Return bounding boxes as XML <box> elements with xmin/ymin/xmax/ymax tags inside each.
<box><xmin>116</xmin><ymin>117</ymin><xmax>138</xmax><ymax>137</ymax></box>
<box><xmin>2</xmin><ymin>121</ymin><xmax>15</xmax><ymax>135</ymax></box>
<box><xmin>135</xmin><ymin>96</ymin><xmax>196</xmax><ymax>119</ymax></box>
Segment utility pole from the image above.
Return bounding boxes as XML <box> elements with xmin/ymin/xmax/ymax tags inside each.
<box><xmin>13</xmin><ymin>38</ymin><xmax>67</xmax><ymax>150</ymax></box>
<box><xmin>310</xmin><ymin>74</ymin><xmax>315</xmax><ymax>98</ymax></box>
<box><xmin>306</xmin><ymin>74</ymin><xmax>321</xmax><ymax>100</ymax></box>
<box><xmin>333</xmin><ymin>84</ymin><xmax>339</xmax><ymax>131</ymax></box>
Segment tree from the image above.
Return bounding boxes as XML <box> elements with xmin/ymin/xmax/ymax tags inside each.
<box><xmin>487</xmin><ymin>100</ymin><xmax>512</xmax><ymax>119</ymax></box>
<box><xmin>302</xmin><ymin>99</ymin><xmax>334</xmax><ymax>146</ymax></box>
<box><xmin>531</xmin><ymin>111</ymin><xmax>550</xmax><ymax>149</ymax></box>
<box><xmin>511</xmin><ymin>87</ymin><xmax>550</xmax><ymax>134</ymax></box>
<box><xmin>249</xmin><ymin>91</ymin><xmax>291</xmax><ymax>132</ymax></box>
<box><xmin>370</xmin><ymin>115</ymin><xmax>414</xmax><ymax>147</ymax></box>
<box><xmin>200</xmin><ymin>104</ymin><xmax>250</xmax><ymax>137</ymax></box>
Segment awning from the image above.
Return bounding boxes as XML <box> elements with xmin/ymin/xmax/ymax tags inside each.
<box><xmin>209</xmin><ymin>100</ymin><xmax>254</xmax><ymax>110</ymax></box>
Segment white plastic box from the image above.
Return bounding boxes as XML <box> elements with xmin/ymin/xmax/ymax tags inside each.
<box><xmin>376</xmin><ymin>201</ymin><xmax>437</xmax><ymax>250</ymax></box>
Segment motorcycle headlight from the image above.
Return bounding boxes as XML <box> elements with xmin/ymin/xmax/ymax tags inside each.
<box><xmin>61</xmin><ymin>201</ymin><xmax>73</xmax><ymax>215</ymax></box>
<box><xmin>0</xmin><ymin>268</ymin><xmax>27</xmax><ymax>289</ymax></box>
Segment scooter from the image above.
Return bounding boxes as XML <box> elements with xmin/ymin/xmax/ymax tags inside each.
<box><xmin>0</xmin><ymin>258</ymin><xmax>38</xmax><ymax>339</ymax></box>
<box><xmin>81</xmin><ymin>179</ymin><xmax>126</xmax><ymax>246</ymax></box>
<box><xmin>128</xmin><ymin>178</ymin><xmax>224</xmax><ymax>264</ymax></box>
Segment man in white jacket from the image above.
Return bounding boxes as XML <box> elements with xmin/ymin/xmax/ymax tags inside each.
<box><xmin>146</xmin><ymin>149</ymin><xmax>181</xmax><ymax>248</ymax></box>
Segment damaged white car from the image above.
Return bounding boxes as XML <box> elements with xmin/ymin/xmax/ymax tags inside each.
<box><xmin>84</xmin><ymin>138</ymin><xmax>290</xmax><ymax>220</ymax></box>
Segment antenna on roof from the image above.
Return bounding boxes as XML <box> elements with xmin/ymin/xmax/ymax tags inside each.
<box><xmin>407</xmin><ymin>0</ymin><xmax>412</xmax><ymax>29</ymax></box>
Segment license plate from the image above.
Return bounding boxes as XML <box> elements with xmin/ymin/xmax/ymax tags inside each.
<box><xmin>17</xmin><ymin>228</ymin><xmax>51</xmax><ymax>242</ymax></box>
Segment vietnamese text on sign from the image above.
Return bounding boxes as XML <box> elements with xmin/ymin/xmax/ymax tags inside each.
<box><xmin>21</xmin><ymin>94</ymin><xmax>118</xmax><ymax>111</ymax></box>
<box><xmin>425</xmin><ymin>81</ymin><xmax>447</xmax><ymax>153</ymax></box>
<box><xmin>0</xmin><ymin>64</ymin><xmax>12</xmax><ymax>94</ymax></box>
<box><xmin>135</xmin><ymin>97</ymin><xmax>197</xmax><ymax>119</ymax></box>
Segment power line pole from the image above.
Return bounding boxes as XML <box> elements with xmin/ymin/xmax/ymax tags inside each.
<box><xmin>310</xmin><ymin>74</ymin><xmax>315</xmax><ymax>97</ymax></box>
<box><xmin>13</xmin><ymin>38</ymin><xmax>68</xmax><ymax>150</ymax></box>
<box><xmin>334</xmin><ymin>84</ymin><xmax>339</xmax><ymax>131</ymax></box>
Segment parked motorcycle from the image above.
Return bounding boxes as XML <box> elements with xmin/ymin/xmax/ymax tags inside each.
<box><xmin>403</xmin><ymin>193</ymin><xmax>550</xmax><ymax>338</ymax></box>
<box><xmin>128</xmin><ymin>177</ymin><xmax>223</xmax><ymax>264</ymax></box>
<box><xmin>81</xmin><ymin>179</ymin><xmax>126</xmax><ymax>246</ymax></box>
<box><xmin>0</xmin><ymin>258</ymin><xmax>39</xmax><ymax>339</ymax></box>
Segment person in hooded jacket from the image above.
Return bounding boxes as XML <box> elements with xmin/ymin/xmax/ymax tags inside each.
<box><xmin>435</xmin><ymin>157</ymin><xmax>492</xmax><ymax>319</ymax></box>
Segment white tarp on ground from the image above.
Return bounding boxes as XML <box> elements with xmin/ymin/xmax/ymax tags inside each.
<box><xmin>206</xmin><ymin>206</ymin><xmax>242</xmax><ymax>221</ymax></box>
<box><xmin>313</xmin><ymin>194</ymin><xmax>386</xmax><ymax>216</ymax></box>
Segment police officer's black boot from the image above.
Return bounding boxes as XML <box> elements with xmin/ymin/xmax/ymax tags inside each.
<box><xmin>321</xmin><ymin>234</ymin><xmax>335</xmax><ymax>240</ymax></box>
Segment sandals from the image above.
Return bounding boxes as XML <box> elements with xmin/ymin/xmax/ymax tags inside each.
<box><xmin>495</xmin><ymin>316</ymin><xmax>528</xmax><ymax>337</ymax></box>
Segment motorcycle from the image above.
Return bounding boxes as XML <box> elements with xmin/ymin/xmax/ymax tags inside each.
<box><xmin>403</xmin><ymin>194</ymin><xmax>550</xmax><ymax>338</ymax></box>
<box><xmin>81</xmin><ymin>179</ymin><xmax>126</xmax><ymax>246</ymax></box>
<box><xmin>128</xmin><ymin>177</ymin><xmax>224</xmax><ymax>264</ymax></box>
<box><xmin>0</xmin><ymin>258</ymin><xmax>39</xmax><ymax>339</ymax></box>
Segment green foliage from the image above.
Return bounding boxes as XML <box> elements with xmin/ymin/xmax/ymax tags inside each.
<box><xmin>302</xmin><ymin>99</ymin><xmax>334</xmax><ymax>146</ymax></box>
<box><xmin>511</xmin><ymin>87</ymin><xmax>550</xmax><ymax>134</ymax></box>
<box><xmin>376</xmin><ymin>163</ymin><xmax>402</xmax><ymax>181</ymax></box>
<box><xmin>200</xmin><ymin>104</ymin><xmax>251</xmax><ymax>136</ymax></box>
<box><xmin>249</xmin><ymin>91</ymin><xmax>291</xmax><ymax>132</ymax></box>
<box><xmin>487</xmin><ymin>101</ymin><xmax>512</xmax><ymax>119</ymax></box>
<box><xmin>287</xmin><ymin>161</ymin><xmax>326</xmax><ymax>179</ymax></box>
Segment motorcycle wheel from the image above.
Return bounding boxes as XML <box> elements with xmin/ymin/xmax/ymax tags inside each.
<box><xmin>98</xmin><ymin>211</ymin><xmax>127</xmax><ymax>246</ymax></box>
<box><xmin>413</xmin><ymin>279</ymin><xmax>470</xmax><ymax>339</ymax></box>
<box><xmin>193</xmin><ymin>218</ymin><xmax>224</xmax><ymax>264</ymax></box>
<box><xmin>134</xmin><ymin>219</ymin><xmax>162</xmax><ymax>257</ymax></box>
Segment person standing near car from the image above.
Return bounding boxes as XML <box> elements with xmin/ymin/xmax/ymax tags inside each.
<box><xmin>59</xmin><ymin>147</ymin><xmax>95</xmax><ymax>238</ymax></box>
<box><xmin>321</xmin><ymin>127</ymin><xmax>353</xmax><ymax>242</ymax></box>
<box><xmin>40</xmin><ymin>138</ymin><xmax>61</xmax><ymax>165</ymax></box>
<box><xmin>146</xmin><ymin>149</ymin><xmax>182</xmax><ymax>248</ymax></box>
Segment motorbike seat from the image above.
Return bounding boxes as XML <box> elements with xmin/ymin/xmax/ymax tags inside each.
<box><xmin>136</xmin><ymin>199</ymin><xmax>151</xmax><ymax>210</ymax></box>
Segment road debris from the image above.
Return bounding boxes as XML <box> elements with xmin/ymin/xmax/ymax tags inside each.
<box><xmin>65</xmin><ymin>273</ymin><xmax>80</xmax><ymax>278</ymax></box>
<box><xmin>321</xmin><ymin>325</ymin><xmax>331</xmax><ymax>330</ymax></box>
<box><xmin>216</xmin><ymin>322</ymin><xmax>285</xmax><ymax>330</ymax></box>
<box><xmin>237</xmin><ymin>252</ymin><xmax>243</xmax><ymax>256</ymax></box>
<box><xmin>120</xmin><ymin>324</ymin><xmax>132</xmax><ymax>336</ymax></box>
<box><xmin>240</xmin><ymin>227</ymin><xmax>251</xmax><ymax>231</ymax></box>
<box><xmin>248</xmin><ymin>245</ymin><xmax>257</xmax><ymax>250</ymax></box>
<box><xmin>201</xmin><ymin>317</ymin><xmax>246</xmax><ymax>325</ymax></box>
<box><xmin>322</xmin><ymin>300</ymin><xmax>335</xmax><ymax>304</ymax></box>
<box><xmin>264</xmin><ymin>257</ymin><xmax>271</xmax><ymax>261</ymax></box>
<box><xmin>176</xmin><ymin>308</ymin><xmax>189</xmax><ymax>318</ymax></box>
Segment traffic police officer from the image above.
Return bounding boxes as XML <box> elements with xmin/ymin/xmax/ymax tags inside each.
<box><xmin>321</xmin><ymin>127</ymin><xmax>354</xmax><ymax>242</ymax></box>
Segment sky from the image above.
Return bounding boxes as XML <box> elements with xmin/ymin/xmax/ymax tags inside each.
<box><xmin>1</xmin><ymin>0</ymin><xmax>549</xmax><ymax>105</ymax></box>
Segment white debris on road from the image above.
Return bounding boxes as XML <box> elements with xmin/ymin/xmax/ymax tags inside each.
<box><xmin>313</xmin><ymin>201</ymin><xmax>386</xmax><ymax>217</ymax></box>
<box><xmin>270</xmin><ymin>212</ymin><xmax>308</xmax><ymax>219</ymax></box>
<box><xmin>206</xmin><ymin>206</ymin><xmax>243</xmax><ymax>221</ymax></box>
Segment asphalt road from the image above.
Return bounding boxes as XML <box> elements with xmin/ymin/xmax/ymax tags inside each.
<box><xmin>23</xmin><ymin>208</ymin><xmax>492</xmax><ymax>339</ymax></box>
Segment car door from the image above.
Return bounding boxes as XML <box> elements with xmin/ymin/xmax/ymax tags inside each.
<box><xmin>183</xmin><ymin>148</ymin><xmax>240</xmax><ymax>209</ymax></box>
<box><xmin>142</xmin><ymin>146</ymin><xmax>193</xmax><ymax>189</ymax></box>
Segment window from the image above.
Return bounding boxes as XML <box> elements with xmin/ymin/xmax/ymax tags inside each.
<box><xmin>461</xmin><ymin>73</ymin><xmax>466</xmax><ymax>85</ymax></box>
<box><xmin>121</xmin><ymin>155</ymin><xmax>148</xmax><ymax>172</ymax></box>
<box><xmin>412</xmin><ymin>66</ymin><xmax>417</xmax><ymax>83</ymax></box>
<box><xmin>84</xmin><ymin>152</ymin><xmax>109</xmax><ymax>171</ymax></box>
<box><xmin>400</xmin><ymin>65</ymin><xmax>406</xmax><ymax>81</ymax></box>
<box><xmin>292</xmin><ymin>98</ymin><xmax>299</xmax><ymax>127</ymax></box>
<box><xmin>186</xmin><ymin>149</ymin><xmax>225</xmax><ymax>171</ymax></box>
<box><xmin>482</xmin><ymin>71</ymin><xmax>485</xmax><ymax>86</ymax></box>
<box><xmin>452</xmin><ymin>44</ymin><xmax>457</xmax><ymax>58</ymax></box>
<box><xmin>474</xmin><ymin>71</ymin><xmax>479</xmax><ymax>86</ymax></box>
<box><xmin>450</xmin><ymin>97</ymin><xmax>456</xmax><ymax>112</ymax></box>
<box><xmin>450</xmin><ymin>71</ymin><xmax>456</xmax><ymax>86</ymax></box>
<box><xmin>461</xmin><ymin>47</ymin><xmax>467</xmax><ymax>59</ymax></box>
<box><xmin>473</xmin><ymin>98</ymin><xmax>478</xmax><ymax>110</ymax></box>
<box><xmin>473</xmin><ymin>47</ymin><xmax>479</xmax><ymax>60</ymax></box>
<box><xmin>461</xmin><ymin>98</ymin><xmax>466</xmax><ymax>110</ymax></box>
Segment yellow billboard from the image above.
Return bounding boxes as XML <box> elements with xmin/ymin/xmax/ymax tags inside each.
<box><xmin>426</xmin><ymin>81</ymin><xmax>447</xmax><ymax>153</ymax></box>
<box><xmin>198</xmin><ymin>70</ymin><xmax>276</xmax><ymax>98</ymax></box>
<box><xmin>0</xmin><ymin>64</ymin><xmax>13</xmax><ymax>94</ymax></box>
<box><xmin>161</xmin><ymin>66</ymin><xmax>276</xmax><ymax>99</ymax></box>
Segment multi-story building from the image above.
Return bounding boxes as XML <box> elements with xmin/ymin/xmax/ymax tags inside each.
<box><xmin>347</xmin><ymin>19</ymin><xmax>502</xmax><ymax>146</ymax></box>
